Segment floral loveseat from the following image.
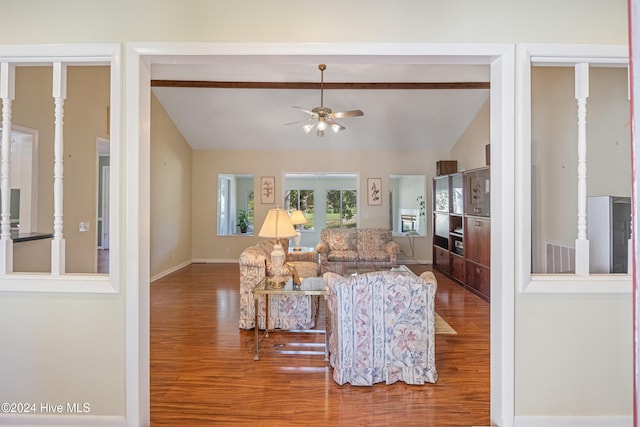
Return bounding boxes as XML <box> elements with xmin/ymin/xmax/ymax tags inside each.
<box><xmin>324</xmin><ymin>269</ymin><xmax>438</xmax><ymax>386</ymax></box>
<box><xmin>315</xmin><ymin>228</ymin><xmax>401</xmax><ymax>274</ymax></box>
<box><xmin>239</xmin><ymin>239</ymin><xmax>320</xmax><ymax>330</ymax></box>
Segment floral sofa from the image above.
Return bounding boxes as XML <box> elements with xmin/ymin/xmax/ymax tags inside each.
<box><xmin>315</xmin><ymin>228</ymin><xmax>401</xmax><ymax>274</ymax></box>
<box><xmin>324</xmin><ymin>269</ymin><xmax>438</xmax><ymax>386</ymax></box>
<box><xmin>238</xmin><ymin>239</ymin><xmax>320</xmax><ymax>330</ymax></box>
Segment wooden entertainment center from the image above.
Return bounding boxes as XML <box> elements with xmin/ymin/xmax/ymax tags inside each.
<box><xmin>432</xmin><ymin>163</ymin><xmax>490</xmax><ymax>301</ymax></box>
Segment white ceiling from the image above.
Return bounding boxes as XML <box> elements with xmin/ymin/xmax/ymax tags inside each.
<box><xmin>151</xmin><ymin>63</ymin><xmax>490</xmax><ymax>152</ymax></box>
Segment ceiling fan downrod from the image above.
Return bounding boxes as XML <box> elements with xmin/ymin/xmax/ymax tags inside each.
<box><xmin>318</xmin><ymin>63</ymin><xmax>326</xmax><ymax>108</ymax></box>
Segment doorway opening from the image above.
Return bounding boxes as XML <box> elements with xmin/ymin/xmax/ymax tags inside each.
<box><xmin>130</xmin><ymin>43</ymin><xmax>515</xmax><ymax>426</ymax></box>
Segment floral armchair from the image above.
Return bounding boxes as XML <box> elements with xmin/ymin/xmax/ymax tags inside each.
<box><xmin>315</xmin><ymin>228</ymin><xmax>401</xmax><ymax>274</ymax></box>
<box><xmin>324</xmin><ymin>269</ymin><xmax>438</xmax><ymax>386</ymax></box>
<box><xmin>239</xmin><ymin>239</ymin><xmax>320</xmax><ymax>330</ymax></box>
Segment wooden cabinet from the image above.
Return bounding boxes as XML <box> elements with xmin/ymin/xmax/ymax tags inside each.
<box><xmin>465</xmin><ymin>260</ymin><xmax>490</xmax><ymax>298</ymax></box>
<box><xmin>464</xmin><ymin>168</ymin><xmax>490</xmax><ymax>217</ymax></box>
<box><xmin>450</xmin><ymin>253</ymin><xmax>465</xmax><ymax>283</ymax></box>
<box><xmin>433</xmin><ymin>245</ymin><xmax>450</xmax><ymax>273</ymax></box>
<box><xmin>465</xmin><ymin>217</ymin><xmax>490</xmax><ymax>267</ymax></box>
<box><xmin>432</xmin><ymin>166</ymin><xmax>490</xmax><ymax>301</ymax></box>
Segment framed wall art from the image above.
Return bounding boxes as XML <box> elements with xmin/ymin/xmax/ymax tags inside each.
<box><xmin>261</xmin><ymin>176</ymin><xmax>275</xmax><ymax>204</ymax></box>
<box><xmin>367</xmin><ymin>178</ymin><xmax>382</xmax><ymax>206</ymax></box>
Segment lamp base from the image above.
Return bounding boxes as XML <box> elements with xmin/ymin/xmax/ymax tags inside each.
<box><xmin>268</xmin><ymin>276</ymin><xmax>286</xmax><ymax>288</ymax></box>
<box><xmin>269</xmin><ymin>243</ymin><xmax>287</xmax><ymax>288</ymax></box>
<box><xmin>294</xmin><ymin>230</ymin><xmax>302</xmax><ymax>250</ymax></box>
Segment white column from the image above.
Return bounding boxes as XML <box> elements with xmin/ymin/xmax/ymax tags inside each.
<box><xmin>574</xmin><ymin>63</ymin><xmax>590</xmax><ymax>275</ymax></box>
<box><xmin>51</xmin><ymin>62</ymin><xmax>67</xmax><ymax>275</ymax></box>
<box><xmin>0</xmin><ymin>63</ymin><xmax>15</xmax><ymax>274</ymax></box>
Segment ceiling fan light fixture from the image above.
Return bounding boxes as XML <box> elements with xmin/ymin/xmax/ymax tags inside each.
<box><xmin>287</xmin><ymin>64</ymin><xmax>364</xmax><ymax>137</ymax></box>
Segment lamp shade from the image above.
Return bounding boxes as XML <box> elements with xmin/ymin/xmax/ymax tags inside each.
<box><xmin>289</xmin><ymin>210</ymin><xmax>307</xmax><ymax>226</ymax></box>
<box><xmin>258</xmin><ymin>208</ymin><xmax>297</xmax><ymax>239</ymax></box>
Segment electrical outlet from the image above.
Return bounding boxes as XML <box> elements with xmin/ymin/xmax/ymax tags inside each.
<box><xmin>79</xmin><ymin>221</ymin><xmax>90</xmax><ymax>232</ymax></box>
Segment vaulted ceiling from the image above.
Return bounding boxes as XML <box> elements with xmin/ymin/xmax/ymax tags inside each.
<box><xmin>150</xmin><ymin>62</ymin><xmax>490</xmax><ymax>152</ymax></box>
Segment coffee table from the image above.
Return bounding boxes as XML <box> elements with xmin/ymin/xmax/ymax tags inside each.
<box><xmin>342</xmin><ymin>263</ymin><xmax>414</xmax><ymax>277</ymax></box>
<box><xmin>253</xmin><ymin>276</ymin><xmax>329</xmax><ymax>361</ymax></box>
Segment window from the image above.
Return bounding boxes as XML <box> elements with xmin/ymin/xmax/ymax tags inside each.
<box><xmin>283</xmin><ymin>173</ymin><xmax>357</xmax><ymax>232</ymax></box>
<box><xmin>389</xmin><ymin>174</ymin><xmax>426</xmax><ymax>236</ymax></box>
<box><xmin>217</xmin><ymin>174</ymin><xmax>254</xmax><ymax>235</ymax></box>
<box><xmin>285</xmin><ymin>189</ymin><xmax>314</xmax><ymax>230</ymax></box>
<box><xmin>326</xmin><ymin>189</ymin><xmax>357</xmax><ymax>229</ymax></box>
<box><xmin>0</xmin><ymin>44</ymin><xmax>121</xmax><ymax>292</ymax></box>
<box><xmin>520</xmin><ymin>43</ymin><xmax>631</xmax><ymax>292</ymax></box>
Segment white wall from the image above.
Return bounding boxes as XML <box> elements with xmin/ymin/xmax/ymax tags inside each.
<box><xmin>516</xmin><ymin>61</ymin><xmax>633</xmax><ymax>419</ymax></box>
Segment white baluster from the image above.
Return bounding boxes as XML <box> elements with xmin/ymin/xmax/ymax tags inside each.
<box><xmin>574</xmin><ymin>63</ymin><xmax>590</xmax><ymax>276</ymax></box>
<box><xmin>51</xmin><ymin>62</ymin><xmax>67</xmax><ymax>275</ymax></box>
<box><xmin>0</xmin><ymin>62</ymin><xmax>15</xmax><ymax>274</ymax></box>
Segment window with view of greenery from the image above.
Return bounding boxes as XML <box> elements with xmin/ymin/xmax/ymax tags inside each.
<box><xmin>326</xmin><ymin>189</ymin><xmax>357</xmax><ymax>229</ymax></box>
<box><xmin>217</xmin><ymin>174</ymin><xmax>254</xmax><ymax>235</ymax></box>
<box><xmin>246</xmin><ymin>190</ymin><xmax>255</xmax><ymax>226</ymax></box>
<box><xmin>285</xmin><ymin>189</ymin><xmax>314</xmax><ymax>230</ymax></box>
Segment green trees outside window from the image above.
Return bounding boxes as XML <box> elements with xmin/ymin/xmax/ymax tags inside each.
<box><xmin>286</xmin><ymin>189</ymin><xmax>314</xmax><ymax>230</ymax></box>
<box><xmin>326</xmin><ymin>189</ymin><xmax>357</xmax><ymax>229</ymax></box>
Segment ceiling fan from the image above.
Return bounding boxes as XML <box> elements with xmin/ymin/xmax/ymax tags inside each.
<box><xmin>286</xmin><ymin>64</ymin><xmax>364</xmax><ymax>137</ymax></box>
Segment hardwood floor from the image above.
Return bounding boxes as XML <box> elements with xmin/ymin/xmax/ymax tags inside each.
<box><xmin>150</xmin><ymin>263</ymin><xmax>490</xmax><ymax>426</ymax></box>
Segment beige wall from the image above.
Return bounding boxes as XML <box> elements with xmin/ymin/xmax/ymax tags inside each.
<box><xmin>150</xmin><ymin>94</ymin><xmax>193</xmax><ymax>279</ymax></box>
<box><xmin>516</xmin><ymin>293</ymin><xmax>632</xmax><ymax>415</ymax></box>
<box><xmin>0</xmin><ymin>0</ymin><xmax>631</xmax><ymax>425</ymax></box>
<box><xmin>191</xmin><ymin>149</ymin><xmax>452</xmax><ymax>265</ymax></box>
<box><xmin>0</xmin><ymin>1</ymin><xmax>627</xmax><ymax>45</ymax></box>
<box><xmin>451</xmin><ymin>99</ymin><xmax>491</xmax><ymax>171</ymax></box>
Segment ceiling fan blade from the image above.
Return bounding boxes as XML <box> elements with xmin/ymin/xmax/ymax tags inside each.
<box><xmin>284</xmin><ymin>118</ymin><xmax>315</xmax><ymax>126</ymax></box>
<box><xmin>331</xmin><ymin>109</ymin><xmax>364</xmax><ymax>119</ymax></box>
<box><xmin>292</xmin><ymin>106</ymin><xmax>318</xmax><ymax>116</ymax></box>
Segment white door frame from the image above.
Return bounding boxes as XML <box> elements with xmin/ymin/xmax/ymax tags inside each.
<box><xmin>97</xmin><ymin>137</ymin><xmax>110</xmax><ymax>250</ymax></box>
<box><xmin>125</xmin><ymin>42</ymin><xmax>516</xmax><ymax>427</ymax></box>
<box><xmin>101</xmin><ymin>166</ymin><xmax>110</xmax><ymax>249</ymax></box>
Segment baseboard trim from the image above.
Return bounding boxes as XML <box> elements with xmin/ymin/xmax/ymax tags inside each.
<box><xmin>150</xmin><ymin>259</ymin><xmax>192</xmax><ymax>282</ymax></box>
<box><xmin>398</xmin><ymin>259</ymin><xmax>431</xmax><ymax>265</ymax></box>
<box><xmin>191</xmin><ymin>258</ymin><xmax>239</xmax><ymax>264</ymax></box>
<box><xmin>514</xmin><ymin>415</ymin><xmax>633</xmax><ymax>427</ymax></box>
<box><xmin>151</xmin><ymin>259</ymin><xmax>241</xmax><ymax>282</ymax></box>
<box><xmin>0</xmin><ymin>414</ymin><xmax>125</xmax><ymax>426</ymax></box>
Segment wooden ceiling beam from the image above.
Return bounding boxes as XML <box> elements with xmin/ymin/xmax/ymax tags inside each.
<box><xmin>151</xmin><ymin>80</ymin><xmax>490</xmax><ymax>90</ymax></box>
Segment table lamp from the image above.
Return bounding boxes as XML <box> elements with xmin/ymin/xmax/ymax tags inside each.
<box><xmin>289</xmin><ymin>209</ymin><xmax>307</xmax><ymax>251</ymax></box>
<box><xmin>258</xmin><ymin>208</ymin><xmax>297</xmax><ymax>287</ymax></box>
